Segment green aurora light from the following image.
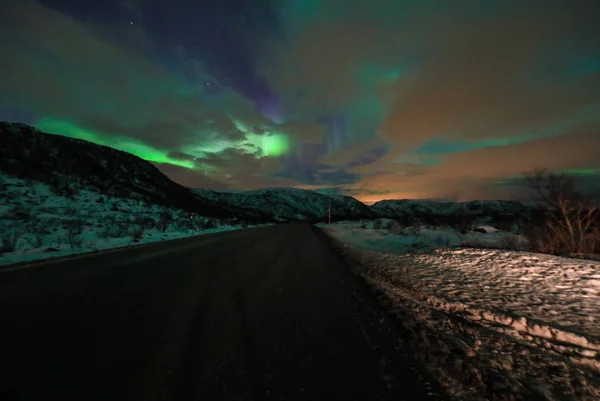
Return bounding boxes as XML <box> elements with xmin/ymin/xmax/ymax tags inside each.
<box><xmin>35</xmin><ymin>118</ymin><xmax>197</xmax><ymax>169</ymax></box>
<box><xmin>35</xmin><ymin>117</ymin><xmax>291</xmax><ymax>172</ymax></box>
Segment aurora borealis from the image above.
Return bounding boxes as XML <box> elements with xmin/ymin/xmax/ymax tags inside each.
<box><xmin>1</xmin><ymin>0</ymin><xmax>599</xmax><ymax>203</ymax></box>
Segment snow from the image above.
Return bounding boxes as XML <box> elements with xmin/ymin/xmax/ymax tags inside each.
<box><xmin>319</xmin><ymin>219</ymin><xmax>529</xmax><ymax>254</ymax></box>
<box><xmin>0</xmin><ymin>175</ymin><xmax>264</xmax><ymax>267</ymax></box>
<box><xmin>320</xmin><ymin>220</ymin><xmax>600</xmax><ymax>400</ymax></box>
<box><xmin>474</xmin><ymin>225</ymin><xmax>499</xmax><ymax>233</ymax></box>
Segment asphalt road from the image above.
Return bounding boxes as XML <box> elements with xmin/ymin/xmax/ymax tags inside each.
<box><xmin>0</xmin><ymin>223</ymin><xmax>444</xmax><ymax>401</ymax></box>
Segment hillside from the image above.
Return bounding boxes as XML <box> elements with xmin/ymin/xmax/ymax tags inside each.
<box><xmin>0</xmin><ymin>121</ymin><xmax>544</xmax><ymax>230</ymax></box>
<box><xmin>0</xmin><ymin>122</ymin><xmax>269</xmax><ymax>222</ymax></box>
<box><xmin>371</xmin><ymin>199</ymin><xmax>535</xmax><ymax>217</ymax></box>
<box><xmin>194</xmin><ymin>187</ymin><xmax>374</xmax><ymax>222</ymax></box>
<box><xmin>0</xmin><ymin>122</ymin><xmax>375</xmax><ymax>224</ymax></box>
<box><xmin>370</xmin><ymin>198</ymin><xmax>544</xmax><ymax>228</ymax></box>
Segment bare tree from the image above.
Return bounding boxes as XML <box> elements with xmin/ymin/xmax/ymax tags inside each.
<box><xmin>525</xmin><ymin>168</ymin><xmax>598</xmax><ymax>254</ymax></box>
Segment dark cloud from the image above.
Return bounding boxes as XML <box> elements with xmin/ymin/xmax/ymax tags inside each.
<box><xmin>343</xmin><ymin>128</ymin><xmax>600</xmax><ymax>203</ymax></box>
<box><xmin>0</xmin><ymin>0</ymin><xmax>287</xmax><ymax>153</ymax></box>
<box><xmin>276</xmin><ymin>122</ymin><xmax>326</xmax><ymax>143</ymax></box>
<box><xmin>2</xmin><ymin>0</ymin><xmax>599</xmax><ymax>200</ymax></box>
<box><xmin>256</xmin><ymin>0</ymin><xmax>600</xmax><ymax>201</ymax></box>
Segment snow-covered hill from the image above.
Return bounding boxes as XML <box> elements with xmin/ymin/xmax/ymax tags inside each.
<box><xmin>371</xmin><ymin>199</ymin><xmax>537</xmax><ymax>217</ymax></box>
<box><xmin>1</xmin><ymin>121</ymin><xmax>547</xmax><ymax>233</ymax></box>
<box><xmin>0</xmin><ymin>121</ymin><xmax>268</xmax><ymax>223</ymax></box>
<box><xmin>0</xmin><ymin>122</ymin><xmax>375</xmax><ymax>224</ymax></box>
<box><xmin>0</xmin><ymin>174</ymin><xmax>261</xmax><ymax>265</ymax></box>
<box><xmin>370</xmin><ymin>198</ymin><xmax>545</xmax><ymax>230</ymax></box>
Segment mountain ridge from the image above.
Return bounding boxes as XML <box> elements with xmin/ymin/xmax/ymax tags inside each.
<box><xmin>0</xmin><ymin>121</ymin><xmax>540</xmax><ymax>223</ymax></box>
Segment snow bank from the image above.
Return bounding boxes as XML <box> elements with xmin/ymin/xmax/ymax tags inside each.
<box><xmin>318</xmin><ymin>220</ymin><xmax>528</xmax><ymax>254</ymax></box>
<box><xmin>320</xmin><ymin>222</ymin><xmax>600</xmax><ymax>401</ymax></box>
<box><xmin>0</xmin><ymin>175</ymin><xmax>262</xmax><ymax>266</ymax></box>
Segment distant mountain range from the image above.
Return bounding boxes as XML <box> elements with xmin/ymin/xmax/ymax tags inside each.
<box><xmin>0</xmin><ymin>121</ymin><xmax>541</xmax><ymax>224</ymax></box>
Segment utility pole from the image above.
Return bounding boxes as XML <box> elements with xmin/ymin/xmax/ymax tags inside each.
<box><xmin>328</xmin><ymin>202</ymin><xmax>331</xmax><ymax>225</ymax></box>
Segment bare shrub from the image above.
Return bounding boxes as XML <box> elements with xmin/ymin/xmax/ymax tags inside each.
<box><xmin>99</xmin><ymin>218</ymin><xmax>128</xmax><ymax>239</ymax></box>
<box><xmin>98</xmin><ymin>224</ymin><xmax>111</xmax><ymax>239</ymax></box>
<box><xmin>130</xmin><ymin>225</ymin><xmax>144</xmax><ymax>243</ymax></box>
<box><xmin>64</xmin><ymin>219</ymin><xmax>83</xmax><ymax>234</ymax></box>
<box><xmin>490</xmin><ymin>214</ymin><xmax>518</xmax><ymax>232</ymax></box>
<box><xmin>220</xmin><ymin>217</ymin><xmax>234</xmax><ymax>226</ymax></box>
<box><xmin>198</xmin><ymin>218</ymin><xmax>217</xmax><ymax>230</ymax></box>
<box><xmin>373</xmin><ymin>219</ymin><xmax>384</xmax><ymax>230</ymax></box>
<box><xmin>49</xmin><ymin>177</ymin><xmax>75</xmax><ymax>198</ymax></box>
<box><xmin>407</xmin><ymin>225</ymin><xmax>421</xmax><ymax>236</ymax></box>
<box><xmin>1</xmin><ymin>232</ymin><xmax>20</xmax><ymax>253</ymax></box>
<box><xmin>64</xmin><ymin>221</ymin><xmax>83</xmax><ymax>249</ymax></box>
<box><xmin>6</xmin><ymin>205</ymin><xmax>31</xmax><ymax>221</ymax></box>
<box><xmin>396</xmin><ymin>214</ymin><xmax>418</xmax><ymax>226</ymax></box>
<box><xmin>176</xmin><ymin>216</ymin><xmax>195</xmax><ymax>231</ymax></box>
<box><xmin>429</xmin><ymin>233</ymin><xmax>452</xmax><ymax>248</ymax></box>
<box><xmin>156</xmin><ymin>211</ymin><xmax>173</xmax><ymax>232</ymax></box>
<box><xmin>500</xmin><ymin>234</ymin><xmax>520</xmax><ymax>251</ymax></box>
<box><xmin>525</xmin><ymin>168</ymin><xmax>599</xmax><ymax>254</ymax></box>
<box><xmin>386</xmin><ymin>220</ymin><xmax>404</xmax><ymax>235</ymax></box>
<box><xmin>63</xmin><ymin>207</ymin><xmax>77</xmax><ymax>216</ymax></box>
<box><xmin>449</xmin><ymin>211</ymin><xmax>476</xmax><ymax>234</ymax></box>
<box><xmin>136</xmin><ymin>217</ymin><xmax>156</xmax><ymax>230</ymax></box>
<box><xmin>32</xmin><ymin>235</ymin><xmax>44</xmax><ymax>248</ymax></box>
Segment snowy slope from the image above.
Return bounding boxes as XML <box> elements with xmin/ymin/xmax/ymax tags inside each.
<box><xmin>0</xmin><ymin>122</ymin><xmax>375</xmax><ymax>223</ymax></box>
<box><xmin>0</xmin><ymin>121</ymin><xmax>269</xmax><ymax>222</ymax></box>
<box><xmin>321</xmin><ymin>221</ymin><xmax>600</xmax><ymax>400</ymax></box>
<box><xmin>0</xmin><ymin>174</ymin><xmax>263</xmax><ymax>266</ymax></box>
<box><xmin>1</xmin><ymin>121</ymin><xmax>551</xmax><ymax>228</ymax></box>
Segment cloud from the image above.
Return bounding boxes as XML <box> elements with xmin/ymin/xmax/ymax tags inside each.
<box><xmin>0</xmin><ymin>2</ymin><xmax>209</xmax><ymax>147</ymax></box>
<box><xmin>0</xmin><ymin>0</ymin><xmax>305</xmax><ymax>190</ymax></box>
<box><xmin>275</xmin><ymin>121</ymin><xmax>326</xmax><ymax>143</ymax></box>
<box><xmin>344</xmin><ymin>128</ymin><xmax>600</xmax><ymax>203</ymax></box>
<box><xmin>319</xmin><ymin>137</ymin><xmax>387</xmax><ymax>166</ymax></box>
<box><xmin>1</xmin><ymin>0</ymin><xmax>598</xmax><ymax>200</ymax></box>
<box><xmin>262</xmin><ymin>1</ymin><xmax>600</xmax><ymax>145</ymax></box>
<box><xmin>256</xmin><ymin>0</ymin><xmax>600</xmax><ymax>200</ymax></box>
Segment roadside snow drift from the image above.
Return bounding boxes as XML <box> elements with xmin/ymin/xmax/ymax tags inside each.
<box><xmin>321</xmin><ymin>221</ymin><xmax>600</xmax><ymax>401</ymax></box>
<box><xmin>0</xmin><ymin>175</ymin><xmax>261</xmax><ymax>266</ymax></box>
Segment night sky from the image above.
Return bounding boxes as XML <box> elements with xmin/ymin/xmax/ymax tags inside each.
<box><xmin>1</xmin><ymin>0</ymin><xmax>599</xmax><ymax>203</ymax></box>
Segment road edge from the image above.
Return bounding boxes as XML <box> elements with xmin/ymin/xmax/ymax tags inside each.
<box><xmin>0</xmin><ymin>226</ymin><xmax>267</xmax><ymax>272</ymax></box>
<box><xmin>310</xmin><ymin>225</ymin><xmax>452</xmax><ymax>401</ymax></box>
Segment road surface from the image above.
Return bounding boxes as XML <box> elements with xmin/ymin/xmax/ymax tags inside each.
<box><xmin>0</xmin><ymin>223</ymin><xmax>445</xmax><ymax>401</ymax></box>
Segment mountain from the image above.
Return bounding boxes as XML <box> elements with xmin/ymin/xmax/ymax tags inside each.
<box><xmin>371</xmin><ymin>199</ymin><xmax>536</xmax><ymax>218</ymax></box>
<box><xmin>0</xmin><ymin>122</ymin><xmax>371</xmax><ymax>223</ymax></box>
<box><xmin>370</xmin><ymin>198</ymin><xmax>545</xmax><ymax>229</ymax></box>
<box><xmin>194</xmin><ymin>187</ymin><xmax>374</xmax><ymax>222</ymax></box>
<box><xmin>0</xmin><ymin>121</ymin><xmax>267</xmax><ymax>222</ymax></box>
<box><xmin>1</xmin><ymin>121</ymin><xmax>544</xmax><ymax>226</ymax></box>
